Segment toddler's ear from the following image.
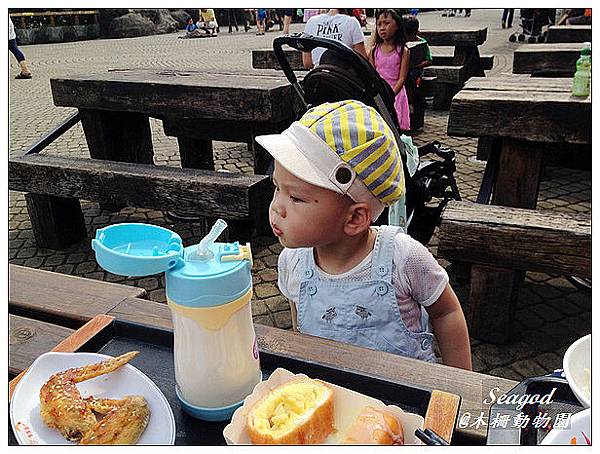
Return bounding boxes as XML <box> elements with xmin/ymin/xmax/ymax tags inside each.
<box><xmin>343</xmin><ymin>203</ymin><xmax>372</xmax><ymax>237</ymax></box>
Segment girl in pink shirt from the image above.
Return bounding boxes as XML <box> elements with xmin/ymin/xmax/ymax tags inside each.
<box><xmin>368</xmin><ymin>9</ymin><xmax>411</xmax><ymax>131</ymax></box>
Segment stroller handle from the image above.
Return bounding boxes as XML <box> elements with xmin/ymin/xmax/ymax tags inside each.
<box><xmin>273</xmin><ymin>34</ymin><xmax>379</xmax><ymax>96</ymax></box>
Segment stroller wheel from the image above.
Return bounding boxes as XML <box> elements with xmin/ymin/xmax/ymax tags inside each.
<box><xmin>537</xmin><ymin>34</ymin><xmax>546</xmax><ymax>43</ymax></box>
<box><xmin>527</xmin><ymin>35</ymin><xmax>537</xmax><ymax>43</ymax></box>
<box><xmin>509</xmin><ymin>34</ymin><xmax>517</xmax><ymax>42</ymax></box>
<box><xmin>518</xmin><ymin>33</ymin><xmax>525</xmax><ymax>42</ymax></box>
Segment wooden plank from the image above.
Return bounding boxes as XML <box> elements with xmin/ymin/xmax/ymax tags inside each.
<box><xmin>512</xmin><ymin>43</ymin><xmax>583</xmax><ymax>74</ymax></box>
<box><xmin>9</xmin><ymin>314</ymin><xmax>75</xmax><ymax>377</ymax></box>
<box><xmin>9</xmin><ymin>264</ymin><xmax>147</xmax><ymax>324</ymax></box>
<box><xmin>448</xmin><ymin>90</ymin><xmax>591</xmax><ymax>143</ymax></box>
<box><xmin>51</xmin><ymin>69</ymin><xmax>297</xmax><ymax>122</ymax></box>
<box><xmin>105</xmin><ymin>297</ymin><xmax>517</xmax><ymax>442</ymax></box>
<box><xmin>9</xmin><ymin>315</ymin><xmax>114</xmax><ymax>401</ymax></box>
<box><xmin>419</xmin><ymin>28</ymin><xmax>487</xmax><ymax>46</ymax></box>
<box><xmin>423</xmin><ymin>65</ymin><xmax>467</xmax><ymax>84</ymax></box>
<box><xmin>8</xmin><ymin>154</ymin><xmax>272</xmax><ymax>220</ymax></box>
<box><xmin>546</xmin><ymin>25</ymin><xmax>592</xmax><ymax>43</ymax></box>
<box><xmin>108</xmin><ymin>297</ymin><xmax>173</xmax><ymax>330</ymax></box>
<box><xmin>424</xmin><ymin>390</ymin><xmax>461</xmax><ymax>444</ymax></box>
<box><xmin>432</xmin><ymin>53</ymin><xmax>493</xmax><ymax>71</ymax></box>
<box><xmin>463</xmin><ymin>76</ymin><xmax>572</xmax><ymax>92</ymax></box>
<box><xmin>438</xmin><ymin>201</ymin><xmax>591</xmax><ymax>278</ymax></box>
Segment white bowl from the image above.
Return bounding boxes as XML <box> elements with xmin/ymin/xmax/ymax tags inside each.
<box><xmin>563</xmin><ymin>334</ymin><xmax>591</xmax><ymax>408</ymax></box>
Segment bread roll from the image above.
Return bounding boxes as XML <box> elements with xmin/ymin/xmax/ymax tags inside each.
<box><xmin>246</xmin><ymin>377</ymin><xmax>334</xmax><ymax>444</ymax></box>
<box><xmin>342</xmin><ymin>406</ymin><xmax>404</xmax><ymax>445</ymax></box>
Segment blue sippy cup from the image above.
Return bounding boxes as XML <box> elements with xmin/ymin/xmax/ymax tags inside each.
<box><xmin>92</xmin><ymin>219</ymin><xmax>261</xmax><ymax>421</ymax></box>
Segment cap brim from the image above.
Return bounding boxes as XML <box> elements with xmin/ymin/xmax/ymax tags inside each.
<box><xmin>255</xmin><ymin>133</ymin><xmax>341</xmax><ymax>194</ymax></box>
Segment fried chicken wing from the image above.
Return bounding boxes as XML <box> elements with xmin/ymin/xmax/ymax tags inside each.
<box><xmin>39</xmin><ymin>351</ymin><xmax>140</xmax><ymax>443</ymax></box>
<box><xmin>80</xmin><ymin>396</ymin><xmax>150</xmax><ymax>445</ymax></box>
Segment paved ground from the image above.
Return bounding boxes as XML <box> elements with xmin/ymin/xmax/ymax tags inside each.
<box><xmin>8</xmin><ymin>9</ymin><xmax>591</xmax><ymax>382</ymax></box>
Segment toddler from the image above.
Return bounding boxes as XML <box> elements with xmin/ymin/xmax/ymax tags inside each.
<box><xmin>256</xmin><ymin>100</ymin><xmax>472</xmax><ymax>370</ymax></box>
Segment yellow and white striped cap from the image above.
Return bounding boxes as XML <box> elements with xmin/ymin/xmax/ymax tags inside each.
<box><xmin>256</xmin><ymin>100</ymin><xmax>405</xmax><ymax>220</ymax></box>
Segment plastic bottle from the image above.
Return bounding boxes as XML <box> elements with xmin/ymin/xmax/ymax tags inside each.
<box><xmin>572</xmin><ymin>43</ymin><xmax>591</xmax><ymax>98</ymax></box>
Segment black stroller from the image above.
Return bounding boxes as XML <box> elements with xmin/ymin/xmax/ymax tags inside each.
<box><xmin>272</xmin><ymin>34</ymin><xmax>461</xmax><ymax>245</ymax></box>
<box><xmin>509</xmin><ymin>9</ymin><xmax>555</xmax><ymax>43</ymax></box>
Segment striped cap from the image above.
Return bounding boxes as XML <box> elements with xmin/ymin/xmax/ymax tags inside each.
<box><xmin>255</xmin><ymin>100</ymin><xmax>404</xmax><ymax>221</ymax></box>
<box><xmin>298</xmin><ymin>100</ymin><xmax>405</xmax><ymax>206</ymax></box>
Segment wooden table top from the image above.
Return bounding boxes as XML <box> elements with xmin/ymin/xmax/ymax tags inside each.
<box><xmin>448</xmin><ymin>76</ymin><xmax>591</xmax><ymax>144</ymax></box>
<box><xmin>9</xmin><ymin>265</ymin><xmax>519</xmax><ymax>443</ymax></box>
<box><xmin>50</xmin><ymin>69</ymin><xmax>299</xmax><ymax>122</ymax></box>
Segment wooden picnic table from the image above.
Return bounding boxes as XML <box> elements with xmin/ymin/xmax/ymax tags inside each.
<box><xmin>447</xmin><ymin>75</ymin><xmax>590</xmax><ymax>342</ymax></box>
<box><xmin>252</xmin><ymin>39</ymin><xmax>428</xmax><ymax>72</ymax></box>
<box><xmin>546</xmin><ymin>25</ymin><xmax>592</xmax><ymax>43</ymax></box>
<box><xmin>512</xmin><ymin>43</ymin><xmax>585</xmax><ymax>76</ymax></box>
<box><xmin>8</xmin><ymin>264</ymin><xmax>518</xmax><ymax>444</ymax></box>
<box><xmin>51</xmin><ymin>68</ymin><xmax>302</xmax><ymax>175</ymax></box>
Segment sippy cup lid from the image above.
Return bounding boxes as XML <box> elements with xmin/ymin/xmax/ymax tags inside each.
<box><xmin>92</xmin><ymin>223</ymin><xmax>183</xmax><ymax>276</ymax></box>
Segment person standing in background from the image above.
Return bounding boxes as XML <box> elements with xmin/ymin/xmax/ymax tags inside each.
<box><xmin>9</xmin><ymin>17</ymin><xmax>32</xmax><ymax>79</ymax></box>
<box><xmin>281</xmin><ymin>8</ymin><xmax>293</xmax><ymax>34</ymax></box>
<box><xmin>368</xmin><ymin>9</ymin><xmax>411</xmax><ymax>131</ymax></box>
<box><xmin>255</xmin><ymin>8</ymin><xmax>267</xmax><ymax>35</ymax></box>
<box><xmin>502</xmin><ymin>9</ymin><xmax>514</xmax><ymax>28</ymax></box>
<box><xmin>302</xmin><ymin>9</ymin><xmax>366</xmax><ymax>69</ymax></box>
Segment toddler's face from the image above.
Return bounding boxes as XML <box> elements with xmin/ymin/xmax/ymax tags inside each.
<box><xmin>269</xmin><ymin>161</ymin><xmax>353</xmax><ymax>249</ymax></box>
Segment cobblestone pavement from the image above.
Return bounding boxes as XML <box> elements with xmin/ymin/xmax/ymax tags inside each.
<box><xmin>8</xmin><ymin>9</ymin><xmax>591</xmax><ymax>382</ymax></box>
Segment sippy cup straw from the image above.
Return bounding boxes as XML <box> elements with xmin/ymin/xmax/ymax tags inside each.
<box><xmin>193</xmin><ymin>219</ymin><xmax>228</xmax><ymax>261</ymax></box>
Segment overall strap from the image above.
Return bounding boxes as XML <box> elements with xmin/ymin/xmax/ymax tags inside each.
<box><xmin>369</xmin><ymin>226</ymin><xmax>398</xmax><ymax>281</ymax></box>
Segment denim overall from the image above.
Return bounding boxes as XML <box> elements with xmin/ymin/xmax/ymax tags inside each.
<box><xmin>296</xmin><ymin>225</ymin><xmax>437</xmax><ymax>362</ymax></box>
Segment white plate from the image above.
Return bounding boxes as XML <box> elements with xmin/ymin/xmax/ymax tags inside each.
<box><xmin>540</xmin><ymin>408</ymin><xmax>591</xmax><ymax>445</ymax></box>
<box><xmin>10</xmin><ymin>352</ymin><xmax>176</xmax><ymax>445</ymax></box>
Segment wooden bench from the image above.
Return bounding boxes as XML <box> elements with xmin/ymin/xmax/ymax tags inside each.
<box><xmin>546</xmin><ymin>25</ymin><xmax>592</xmax><ymax>43</ymax></box>
<box><xmin>512</xmin><ymin>43</ymin><xmax>584</xmax><ymax>77</ymax></box>
<box><xmin>9</xmin><ymin>154</ymin><xmax>272</xmax><ymax>249</ymax></box>
<box><xmin>438</xmin><ymin>201</ymin><xmax>591</xmax><ymax>344</ymax></box>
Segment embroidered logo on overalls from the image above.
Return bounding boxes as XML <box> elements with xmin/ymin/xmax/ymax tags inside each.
<box><xmin>355</xmin><ymin>305</ymin><xmax>372</xmax><ymax>320</ymax></box>
<box><xmin>322</xmin><ymin>307</ymin><xmax>337</xmax><ymax>323</ymax></box>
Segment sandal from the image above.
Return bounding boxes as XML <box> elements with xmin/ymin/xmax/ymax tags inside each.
<box><xmin>15</xmin><ymin>72</ymin><xmax>32</xmax><ymax>79</ymax></box>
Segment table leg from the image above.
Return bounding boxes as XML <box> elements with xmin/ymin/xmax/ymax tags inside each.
<box><xmin>469</xmin><ymin>138</ymin><xmax>544</xmax><ymax>343</ymax></box>
<box><xmin>79</xmin><ymin>108</ymin><xmax>154</xmax><ymax>211</ymax></box>
<box><xmin>25</xmin><ymin>193</ymin><xmax>86</xmax><ymax>249</ymax></box>
<box><xmin>170</xmin><ymin>136</ymin><xmax>217</xmax><ymax>234</ymax></box>
<box><xmin>177</xmin><ymin>137</ymin><xmax>215</xmax><ymax>170</ymax></box>
<box><xmin>453</xmin><ymin>46</ymin><xmax>485</xmax><ymax>77</ymax></box>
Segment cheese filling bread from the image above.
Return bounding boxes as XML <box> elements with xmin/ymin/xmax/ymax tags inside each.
<box><xmin>342</xmin><ymin>406</ymin><xmax>405</xmax><ymax>445</ymax></box>
<box><xmin>246</xmin><ymin>378</ymin><xmax>334</xmax><ymax>444</ymax></box>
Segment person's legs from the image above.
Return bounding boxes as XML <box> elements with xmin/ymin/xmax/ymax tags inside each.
<box><xmin>9</xmin><ymin>38</ymin><xmax>32</xmax><ymax>78</ymax></box>
<box><xmin>283</xmin><ymin>13</ymin><xmax>292</xmax><ymax>34</ymax></box>
<box><xmin>508</xmin><ymin>9</ymin><xmax>514</xmax><ymax>27</ymax></box>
